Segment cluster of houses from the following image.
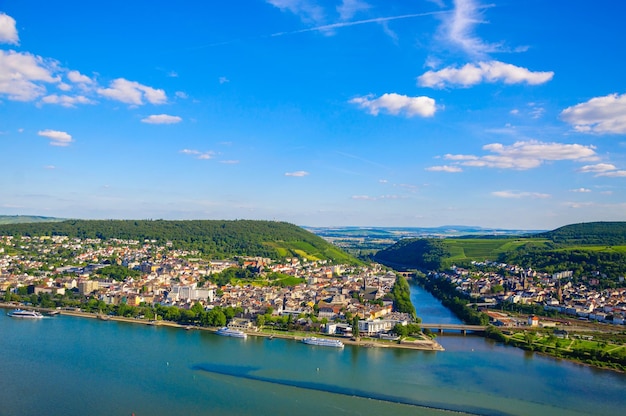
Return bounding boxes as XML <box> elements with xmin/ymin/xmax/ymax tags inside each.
<box><xmin>437</xmin><ymin>261</ymin><xmax>626</xmax><ymax>325</ymax></box>
<box><xmin>0</xmin><ymin>235</ymin><xmax>412</xmax><ymax>336</ymax></box>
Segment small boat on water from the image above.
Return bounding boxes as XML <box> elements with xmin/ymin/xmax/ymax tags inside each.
<box><xmin>216</xmin><ymin>327</ymin><xmax>247</xmax><ymax>338</ymax></box>
<box><xmin>7</xmin><ymin>309</ymin><xmax>44</xmax><ymax>319</ymax></box>
<box><xmin>302</xmin><ymin>337</ymin><xmax>344</xmax><ymax>348</ymax></box>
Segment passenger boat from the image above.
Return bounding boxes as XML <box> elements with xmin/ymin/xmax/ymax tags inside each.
<box><xmin>302</xmin><ymin>337</ymin><xmax>344</xmax><ymax>348</ymax></box>
<box><xmin>216</xmin><ymin>327</ymin><xmax>247</xmax><ymax>338</ymax></box>
<box><xmin>7</xmin><ymin>309</ymin><xmax>44</xmax><ymax>319</ymax></box>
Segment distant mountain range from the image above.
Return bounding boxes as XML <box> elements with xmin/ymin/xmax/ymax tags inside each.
<box><xmin>304</xmin><ymin>225</ymin><xmax>545</xmax><ymax>240</ymax></box>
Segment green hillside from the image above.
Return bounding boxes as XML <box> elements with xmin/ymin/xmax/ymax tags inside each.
<box><xmin>536</xmin><ymin>221</ymin><xmax>626</xmax><ymax>245</ymax></box>
<box><xmin>0</xmin><ymin>219</ymin><xmax>358</xmax><ymax>263</ymax></box>
<box><xmin>374</xmin><ymin>222</ymin><xmax>626</xmax><ymax>285</ymax></box>
<box><xmin>0</xmin><ymin>215</ymin><xmax>66</xmax><ymax>225</ymax></box>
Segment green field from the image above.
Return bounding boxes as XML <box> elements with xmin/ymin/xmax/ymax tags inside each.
<box><xmin>441</xmin><ymin>238</ymin><xmax>550</xmax><ymax>267</ymax></box>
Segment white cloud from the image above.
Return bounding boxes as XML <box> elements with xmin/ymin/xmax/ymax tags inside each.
<box><xmin>38</xmin><ymin>129</ymin><xmax>73</xmax><ymax>147</ymax></box>
<box><xmin>219</xmin><ymin>76</ymin><xmax>229</xmax><ymax>84</ymax></box>
<box><xmin>444</xmin><ymin>140</ymin><xmax>597</xmax><ymax>170</ymax></box>
<box><xmin>439</xmin><ymin>0</ymin><xmax>500</xmax><ymax>57</ymax></box>
<box><xmin>141</xmin><ymin>114</ymin><xmax>182</xmax><ymax>124</ymax></box>
<box><xmin>560</xmin><ymin>93</ymin><xmax>626</xmax><ymax>134</ymax></box>
<box><xmin>578</xmin><ymin>163</ymin><xmax>616</xmax><ymax>173</ymax></box>
<box><xmin>492</xmin><ymin>191</ymin><xmax>550</xmax><ymax>199</ymax></box>
<box><xmin>350</xmin><ymin>93</ymin><xmax>437</xmax><ymax>117</ymax></box>
<box><xmin>285</xmin><ymin>170</ymin><xmax>309</xmax><ymax>177</ymax></box>
<box><xmin>175</xmin><ymin>91</ymin><xmax>188</xmax><ymax>99</ymax></box>
<box><xmin>0</xmin><ymin>13</ymin><xmax>19</xmax><ymax>45</ymax></box>
<box><xmin>337</xmin><ymin>0</ymin><xmax>371</xmax><ymax>20</ymax></box>
<box><xmin>266</xmin><ymin>0</ymin><xmax>325</xmax><ymax>24</ymax></box>
<box><xmin>352</xmin><ymin>194</ymin><xmax>403</xmax><ymax>201</ymax></box>
<box><xmin>97</xmin><ymin>78</ymin><xmax>166</xmax><ymax>105</ymax></box>
<box><xmin>570</xmin><ymin>188</ymin><xmax>591</xmax><ymax>193</ymax></box>
<box><xmin>180</xmin><ymin>149</ymin><xmax>215</xmax><ymax>160</ymax></box>
<box><xmin>67</xmin><ymin>70</ymin><xmax>94</xmax><ymax>85</ymax></box>
<box><xmin>596</xmin><ymin>170</ymin><xmax>626</xmax><ymax>178</ymax></box>
<box><xmin>418</xmin><ymin>61</ymin><xmax>554</xmax><ymax>88</ymax></box>
<box><xmin>41</xmin><ymin>94</ymin><xmax>95</xmax><ymax>107</ymax></box>
<box><xmin>0</xmin><ymin>50</ymin><xmax>59</xmax><ymax>101</ymax></box>
<box><xmin>425</xmin><ymin>165</ymin><xmax>463</xmax><ymax>173</ymax></box>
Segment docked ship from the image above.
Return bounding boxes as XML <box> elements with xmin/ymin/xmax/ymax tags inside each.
<box><xmin>302</xmin><ymin>337</ymin><xmax>344</xmax><ymax>348</ymax></box>
<box><xmin>216</xmin><ymin>327</ymin><xmax>247</xmax><ymax>338</ymax></box>
<box><xmin>7</xmin><ymin>309</ymin><xmax>44</xmax><ymax>319</ymax></box>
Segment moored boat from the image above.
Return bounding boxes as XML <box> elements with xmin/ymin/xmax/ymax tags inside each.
<box><xmin>216</xmin><ymin>327</ymin><xmax>247</xmax><ymax>338</ymax></box>
<box><xmin>302</xmin><ymin>337</ymin><xmax>344</xmax><ymax>348</ymax></box>
<box><xmin>7</xmin><ymin>309</ymin><xmax>44</xmax><ymax>319</ymax></box>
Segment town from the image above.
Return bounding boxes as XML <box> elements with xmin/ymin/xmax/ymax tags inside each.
<box><xmin>3</xmin><ymin>233</ymin><xmax>626</xmax><ymax>339</ymax></box>
<box><xmin>434</xmin><ymin>261</ymin><xmax>626</xmax><ymax>326</ymax></box>
<box><xmin>0</xmin><ymin>234</ymin><xmax>415</xmax><ymax>339</ymax></box>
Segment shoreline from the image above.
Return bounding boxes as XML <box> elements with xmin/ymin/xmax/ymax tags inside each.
<box><xmin>0</xmin><ymin>304</ymin><xmax>444</xmax><ymax>351</ymax></box>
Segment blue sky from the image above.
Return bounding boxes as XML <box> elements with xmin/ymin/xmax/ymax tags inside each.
<box><xmin>1</xmin><ymin>0</ymin><xmax>625</xmax><ymax>229</ymax></box>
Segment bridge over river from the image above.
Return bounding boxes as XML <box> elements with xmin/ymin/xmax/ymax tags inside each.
<box><xmin>421</xmin><ymin>323</ymin><xmax>487</xmax><ymax>335</ymax></box>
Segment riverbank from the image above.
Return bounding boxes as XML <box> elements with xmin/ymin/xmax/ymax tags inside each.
<box><xmin>1</xmin><ymin>303</ymin><xmax>444</xmax><ymax>351</ymax></box>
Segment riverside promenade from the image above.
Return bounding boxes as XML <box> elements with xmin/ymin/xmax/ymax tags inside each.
<box><xmin>1</xmin><ymin>303</ymin><xmax>444</xmax><ymax>351</ymax></box>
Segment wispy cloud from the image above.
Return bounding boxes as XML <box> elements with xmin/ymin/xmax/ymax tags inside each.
<box><xmin>570</xmin><ymin>188</ymin><xmax>591</xmax><ymax>193</ymax></box>
<box><xmin>350</xmin><ymin>93</ymin><xmax>437</xmax><ymax>117</ymax></box>
<box><xmin>271</xmin><ymin>11</ymin><xmax>448</xmax><ymax>37</ymax></box>
<box><xmin>561</xmin><ymin>93</ymin><xmax>626</xmax><ymax>134</ymax></box>
<box><xmin>418</xmin><ymin>61</ymin><xmax>553</xmax><ymax>88</ymax></box>
<box><xmin>41</xmin><ymin>94</ymin><xmax>95</xmax><ymax>107</ymax></box>
<box><xmin>38</xmin><ymin>129</ymin><xmax>73</xmax><ymax>147</ymax></box>
<box><xmin>141</xmin><ymin>114</ymin><xmax>182</xmax><ymax>124</ymax></box>
<box><xmin>425</xmin><ymin>165</ymin><xmax>463</xmax><ymax>173</ymax></box>
<box><xmin>337</xmin><ymin>0</ymin><xmax>371</xmax><ymax>21</ymax></box>
<box><xmin>285</xmin><ymin>170</ymin><xmax>309</xmax><ymax>177</ymax></box>
<box><xmin>180</xmin><ymin>149</ymin><xmax>215</xmax><ymax>160</ymax></box>
<box><xmin>266</xmin><ymin>0</ymin><xmax>325</xmax><ymax>25</ymax></box>
<box><xmin>351</xmin><ymin>194</ymin><xmax>404</xmax><ymax>201</ymax></box>
<box><xmin>443</xmin><ymin>140</ymin><xmax>597</xmax><ymax>170</ymax></box>
<box><xmin>439</xmin><ymin>0</ymin><xmax>503</xmax><ymax>58</ymax></box>
<box><xmin>578</xmin><ymin>163</ymin><xmax>626</xmax><ymax>177</ymax></box>
<box><xmin>492</xmin><ymin>190</ymin><xmax>550</xmax><ymax>199</ymax></box>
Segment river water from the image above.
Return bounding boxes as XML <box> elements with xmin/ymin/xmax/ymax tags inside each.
<box><xmin>1</xmin><ymin>284</ymin><xmax>624</xmax><ymax>416</ymax></box>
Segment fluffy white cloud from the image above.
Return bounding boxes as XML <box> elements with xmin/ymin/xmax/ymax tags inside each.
<box><xmin>0</xmin><ymin>50</ymin><xmax>59</xmax><ymax>101</ymax></box>
<box><xmin>97</xmin><ymin>78</ymin><xmax>166</xmax><ymax>105</ymax></box>
<box><xmin>425</xmin><ymin>165</ymin><xmax>463</xmax><ymax>173</ymax></box>
<box><xmin>41</xmin><ymin>94</ymin><xmax>95</xmax><ymax>107</ymax></box>
<box><xmin>350</xmin><ymin>93</ymin><xmax>436</xmax><ymax>117</ymax></box>
<box><xmin>418</xmin><ymin>61</ymin><xmax>554</xmax><ymax>88</ymax></box>
<box><xmin>444</xmin><ymin>140</ymin><xmax>597</xmax><ymax>170</ymax></box>
<box><xmin>492</xmin><ymin>191</ymin><xmax>550</xmax><ymax>199</ymax></box>
<box><xmin>0</xmin><ymin>13</ymin><xmax>19</xmax><ymax>45</ymax></box>
<box><xmin>285</xmin><ymin>170</ymin><xmax>309</xmax><ymax>177</ymax></box>
<box><xmin>38</xmin><ymin>129</ymin><xmax>73</xmax><ymax>146</ymax></box>
<box><xmin>141</xmin><ymin>114</ymin><xmax>182</xmax><ymax>124</ymax></box>
<box><xmin>67</xmin><ymin>70</ymin><xmax>94</xmax><ymax>84</ymax></box>
<box><xmin>560</xmin><ymin>93</ymin><xmax>626</xmax><ymax>134</ymax></box>
<box><xmin>570</xmin><ymin>188</ymin><xmax>591</xmax><ymax>193</ymax></box>
<box><xmin>597</xmin><ymin>170</ymin><xmax>626</xmax><ymax>177</ymax></box>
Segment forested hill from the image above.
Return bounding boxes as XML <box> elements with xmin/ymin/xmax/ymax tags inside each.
<box><xmin>535</xmin><ymin>221</ymin><xmax>626</xmax><ymax>245</ymax></box>
<box><xmin>0</xmin><ymin>219</ymin><xmax>357</xmax><ymax>263</ymax></box>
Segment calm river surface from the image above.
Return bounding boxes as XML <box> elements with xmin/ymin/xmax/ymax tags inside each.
<box><xmin>1</xmin><ymin>284</ymin><xmax>624</xmax><ymax>416</ymax></box>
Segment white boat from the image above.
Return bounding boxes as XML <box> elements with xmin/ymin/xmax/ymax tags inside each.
<box><xmin>216</xmin><ymin>327</ymin><xmax>247</xmax><ymax>338</ymax></box>
<box><xmin>7</xmin><ymin>309</ymin><xmax>44</xmax><ymax>319</ymax></box>
<box><xmin>302</xmin><ymin>337</ymin><xmax>344</xmax><ymax>348</ymax></box>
